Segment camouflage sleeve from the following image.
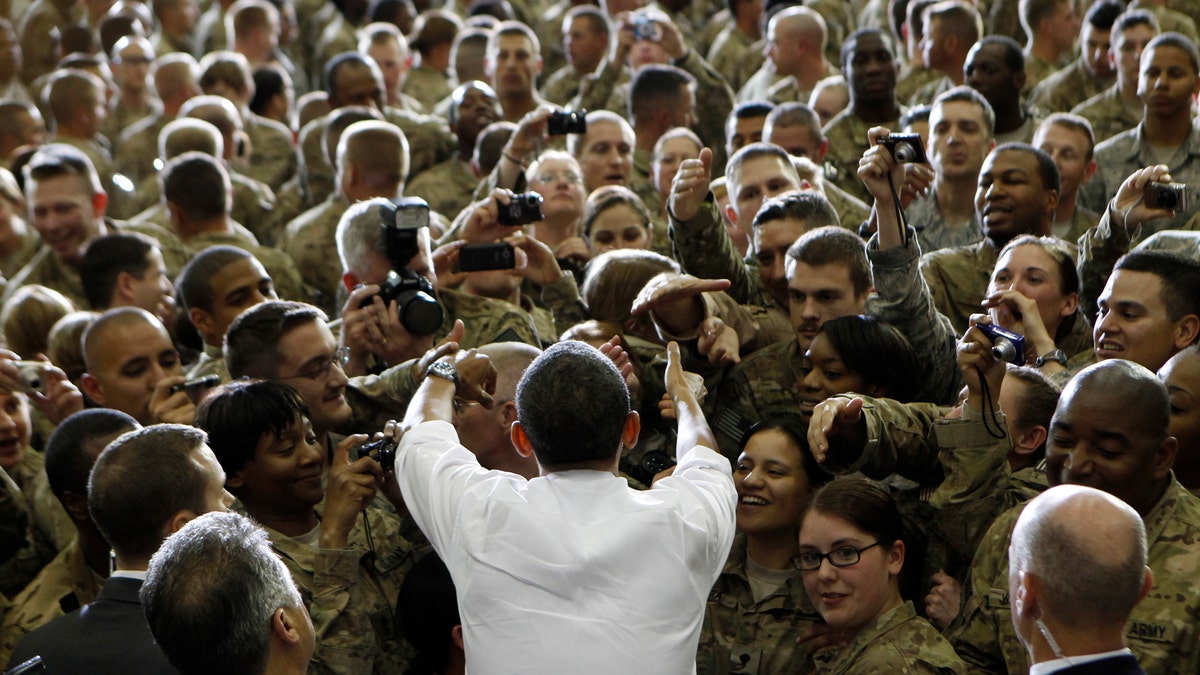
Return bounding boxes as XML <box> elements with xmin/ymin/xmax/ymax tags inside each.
<box><xmin>1077</xmin><ymin>205</ymin><xmax>1132</xmax><ymax>320</ymax></box>
<box><xmin>569</xmin><ymin>56</ymin><xmax>624</xmax><ymax>113</ymax></box>
<box><xmin>674</xmin><ymin>49</ymin><xmax>734</xmax><ymax>174</ymax></box>
<box><xmin>868</xmin><ymin>230</ymin><xmax>964</xmax><ymax>405</ymax></box>
<box><xmin>946</xmin><ymin>508</ymin><xmax>1028</xmax><ymax>675</ymax></box>
<box><xmin>299</xmin><ymin>121</ymin><xmax>336</xmax><ymax>207</ymax></box>
<box><xmin>302</xmin><ymin>546</ymin><xmax>379</xmax><ymax>675</ymax></box>
<box><xmin>0</xmin><ymin>469</ymin><xmax>28</xmax><ymax>568</ymax></box>
<box><xmin>820</xmin><ymin>394</ymin><xmax>947</xmax><ymax>483</ymax></box>
<box><xmin>345</xmin><ymin>360</ymin><xmax>420</xmax><ymax>436</ymax></box>
<box><xmin>710</xmin><ymin>367</ymin><xmax>764</xmax><ymax>460</ymax></box>
<box><xmin>539</xmin><ymin>272</ymin><xmax>589</xmax><ymax>338</ymax></box>
<box><xmin>669</xmin><ymin>198</ymin><xmax>764</xmax><ymax>305</ymax></box>
<box><xmin>929</xmin><ymin>409</ymin><xmax>1021</xmax><ymax>558</ymax></box>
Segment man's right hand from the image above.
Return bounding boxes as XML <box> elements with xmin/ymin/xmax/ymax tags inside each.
<box><xmin>1111</xmin><ymin>164</ymin><xmax>1176</xmax><ymax>234</ymax></box>
<box><xmin>630</xmin><ymin>272</ymin><xmax>730</xmax><ymax>336</ymax></box>
<box><xmin>149</xmin><ymin>376</ymin><xmax>196</xmax><ymax>425</ymax></box>
<box><xmin>451</xmin><ymin>349</ymin><xmax>497</xmax><ymax>409</ymax></box>
<box><xmin>958</xmin><ymin>315</ymin><xmax>1007</xmax><ymax>411</ymax></box>
<box><xmin>858</xmin><ymin>127</ymin><xmax>907</xmax><ymax>205</ymax></box>
<box><xmin>341</xmin><ymin>284</ymin><xmax>432</xmax><ymax>372</ymax></box>
<box><xmin>319</xmin><ymin>433</ymin><xmax>378</xmax><ymax>550</ymax></box>
<box><xmin>668</xmin><ymin>147</ymin><xmax>713</xmax><ymax>222</ymax></box>
<box><xmin>807</xmin><ymin>396</ymin><xmax>865</xmax><ymax>464</ymax></box>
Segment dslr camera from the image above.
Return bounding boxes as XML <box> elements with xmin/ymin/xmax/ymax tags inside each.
<box><xmin>357</xmin><ymin>438</ymin><xmax>397</xmax><ymax>471</ymax></box>
<box><xmin>497</xmin><ymin>192</ymin><xmax>545</xmax><ymax>226</ymax></box>
<box><xmin>547</xmin><ymin>110</ymin><xmax>587</xmax><ymax>135</ymax></box>
<box><xmin>877</xmin><ymin>133</ymin><xmax>928</xmax><ymax>164</ymax></box>
<box><xmin>978</xmin><ymin>323</ymin><xmax>1026</xmax><ymax>365</ymax></box>
<box><xmin>1144</xmin><ymin>181</ymin><xmax>1189</xmax><ymax>211</ymax></box>
<box><xmin>363</xmin><ymin>198</ymin><xmax>444</xmax><ymax>336</ymax></box>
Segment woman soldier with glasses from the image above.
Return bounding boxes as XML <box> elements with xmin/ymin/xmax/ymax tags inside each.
<box><xmin>796</xmin><ymin>479</ymin><xmax>966</xmax><ymax>673</ymax></box>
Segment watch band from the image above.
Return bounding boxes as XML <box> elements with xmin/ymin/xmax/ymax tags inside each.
<box><xmin>425</xmin><ymin>360</ymin><xmax>459</xmax><ymax>386</ymax></box>
<box><xmin>1035</xmin><ymin>349</ymin><xmax>1068</xmax><ymax>368</ymax></box>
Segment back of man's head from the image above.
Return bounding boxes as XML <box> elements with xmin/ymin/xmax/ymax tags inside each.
<box><xmin>335</xmin><ymin>119</ymin><xmax>409</xmax><ymax>197</ymax></box>
<box><xmin>44</xmin><ymin>409</ymin><xmax>139</xmax><ymax>506</ymax></box>
<box><xmin>163</xmin><ymin>151</ymin><xmax>232</xmax><ymax>223</ymax></box>
<box><xmin>225</xmin><ymin>300</ymin><xmax>326</xmax><ymax>379</ymax></box>
<box><xmin>142</xmin><ymin>510</ymin><xmax>312</xmax><ymax>675</ymax></box>
<box><xmin>88</xmin><ymin>424</ymin><xmax>216</xmax><ymax>563</ymax></box>
<box><xmin>627</xmin><ymin>65</ymin><xmax>694</xmax><ymax>127</ymax></box>
<box><xmin>1010</xmin><ymin>484</ymin><xmax>1149</xmax><ymax>637</ymax></box>
<box><xmin>514</xmin><ymin>341</ymin><xmax>630</xmax><ymax>470</ymax></box>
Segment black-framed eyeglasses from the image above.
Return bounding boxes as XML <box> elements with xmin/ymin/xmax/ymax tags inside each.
<box><xmin>794</xmin><ymin>542</ymin><xmax>882</xmax><ymax>571</ymax></box>
<box><xmin>278</xmin><ymin>346</ymin><xmax>350</xmax><ymax>381</ymax></box>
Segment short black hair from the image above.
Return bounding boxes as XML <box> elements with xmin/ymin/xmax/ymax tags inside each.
<box><xmin>175</xmin><ymin>246</ymin><xmax>255</xmax><ymax>314</ymax></box>
<box><xmin>1085</xmin><ymin>0</ymin><xmax>1123</xmax><ymax>29</ymax></box>
<box><xmin>977</xmin><ymin>35</ymin><xmax>1025</xmax><ymax>73</ymax></box>
<box><xmin>1114</xmin><ymin>250</ymin><xmax>1200</xmax><ymax>325</ymax></box>
<box><xmin>44</xmin><ymin>408</ymin><xmax>138</xmax><ymax>499</ymax></box>
<box><xmin>993</xmin><ymin>142</ymin><xmax>1060</xmax><ymax>193</ymax></box>
<box><xmin>514</xmin><ymin>341</ymin><xmax>630</xmax><ymax>469</ymax></box>
<box><xmin>628</xmin><ymin>65</ymin><xmax>695</xmax><ymax>126</ymax></box>
<box><xmin>79</xmin><ymin>232</ymin><xmax>158</xmax><ymax>310</ymax></box>
<box><xmin>818</xmin><ymin>315</ymin><xmax>920</xmax><ymax>402</ymax></box>
<box><xmin>196</xmin><ymin>379</ymin><xmax>310</xmax><ymax>477</ymax></box>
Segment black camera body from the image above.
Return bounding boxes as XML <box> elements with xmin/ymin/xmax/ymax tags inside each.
<box><xmin>357</xmin><ymin>438</ymin><xmax>397</xmax><ymax>471</ymax></box>
<box><xmin>459</xmin><ymin>242</ymin><xmax>516</xmax><ymax>271</ymax></box>
<box><xmin>497</xmin><ymin>193</ymin><xmax>545</xmax><ymax>226</ymax></box>
<box><xmin>547</xmin><ymin>110</ymin><xmax>587</xmax><ymax>135</ymax></box>
<box><xmin>1144</xmin><ymin>181</ymin><xmax>1189</xmax><ymax>211</ymax></box>
<box><xmin>364</xmin><ymin>198</ymin><xmax>444</xmax><ymax>336</ymax></box>
<box><xmin>978</xmin><ymin>323</ymin><xmax>1026</xmax><ymax>365</ymax></box>
<box><xmin>877</xmin><ymin>133</ymin><xmax>928</xmax><ymax>164</ymax></box>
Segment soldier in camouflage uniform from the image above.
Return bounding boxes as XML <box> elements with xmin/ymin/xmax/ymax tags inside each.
<box><xmin>822</xmin><ymin>29</ymin><xmax>907</xmax><ymax>206</ymax></box>
<box><xmin>1027</xmin><ymin>0</ymin><xmax>1122</xmax><ymax>115</ymax></box>
<box><xmin>1070</xmin><ymin>11</ymin><xmax>1159</xmax><ymax>143</ymax></box>
<box><xmin>197</xmin><ymin>381</ymin><xmax>429</xmax><ymax>675</ymax></box>
<box><xmin>101</xmin><ymin>37</ymin><xmax>161</xmax><ymax>153</ymax></box>
<box><xmin>407</xmin><ymin>81</ymin><xmax>499</xmax><ymax>221</ymax></box>
<box><xmin>920</xmin><ymin>144</ymin><xmax>1059</xmax><ymax>335</ymax></box>
<box><xmin>948</xmin><ymin>361</ymin><xmax>1200</xmax><ymax>675</ymax></box>
<box><xmin>0</xmin><ymin>409</ymin><xmax>138</xmax><ymax>667</ymax></box>
<box><xmin>539</xmin><ymin>6</ymin><xmax>610</xmax><ymax>105</ymax></box>
<box><xmin>114</xmin><ymin>54</ymin><xmax>202</xmax><ymax>190</ymax></box>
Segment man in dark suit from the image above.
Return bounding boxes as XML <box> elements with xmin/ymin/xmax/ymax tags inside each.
<box><xmin>1008</xmin><ymin>484</ymin><xmax>1151</xmax><ymax>675</ymax></box>
<box><xmin>6</xmin><ymin>424</ymin><xmax>234</xmax><ymax>673</ymax></box>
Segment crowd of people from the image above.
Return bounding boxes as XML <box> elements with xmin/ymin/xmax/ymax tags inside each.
<box><xmin>1</xmin><ymin>0</ymin><xmax>1199</xmax><ymax>670</ymax></box>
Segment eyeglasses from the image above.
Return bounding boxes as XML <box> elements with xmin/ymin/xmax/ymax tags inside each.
<box><xmin>532</xmin><ymin>170</ymin><xmax>582</xmax><ymax>185</ymax></box>
<box><xmin>794</xmin><ymin>542</ymin><xmax>882</xmax><ymax>571</ymax></box>
<box><xmin>278</xmin><ymin>347</ymin><xmax>350</xmax><ymax>381</ymax></box>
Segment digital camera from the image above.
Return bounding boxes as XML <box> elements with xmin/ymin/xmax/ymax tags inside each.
<box><xmin>357</xmin><ymin>438</ymin><xmax>397</xmax><ymax>471</ymax></box>
<box><xmin>497</xmin><ymin>193</ymin><xmax>545</xmax><ymax>226</ymax></box>
<box><xmin>363</xmin><ymin>198</ymin><xmax>444</xmax><ymax>336</ymax></box>
<box><xmin>14</xmin><ymin>361</ymin><xmax>45</xmax><ymax>395</ymax></box>
<box><xmin>978</xmin><ymin>323</ymin><xmax>1026</xmax><ymax>365</ymax></box>
<box><xmin>632</xmin><ymin>15</ymin><xmax>657</xmax><ymax>40</ymax></box>
<box><xmin>1144</xmin><ymin>181</ymin><xmax>1189</xmax><ymax>211</ymax></box>
<box><xmin>877</xmin><ymin>133</ymin><xmax>928</xmax><ymax>164</ymax></box>
<box><xmin>547</xmin><ymin>110</ymin><xmax>587</xmax><ymax>135</ymax></box>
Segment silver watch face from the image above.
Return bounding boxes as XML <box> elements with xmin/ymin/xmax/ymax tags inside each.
<box><xmin>428</xmin><ymin>361</ymin><xmax>457</xmax><ymax>380</ymax></box>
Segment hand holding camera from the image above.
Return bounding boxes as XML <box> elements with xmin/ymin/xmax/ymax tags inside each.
<box><xmin>1111</xmin><ymin>164</ymin><xmax>1180</xmax><ymax>234</ymax></box>
<box><xmin>958</xmin><ymin>316</ymin><xmax>1014</xmax><ymax>413</ymax></box>
<box><xmin>0</xmin><ymin>353</ymin><xmax>84</xmax><ymax>425</ymax></box>
<box><xmin>320</xmin><ymin>433</ymin><xmax>380</xmax><ymax>550</ymax></box>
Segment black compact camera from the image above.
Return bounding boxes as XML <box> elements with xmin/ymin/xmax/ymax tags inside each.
<box><xmin>978</xmin><ymin>323</ymin><xmax>1026</xmax><ymax>365</ymax></box>
<box><xmin>459</xmin><ymin>242</ymin><xmax>516</xmax><ymax>271</ymax></box>
<box><xmin>1144</xmin><ymin>181</ymin><xmax>1189</xmax><ymax>211</ymax></box>
<box><xmin>497</xmin><ymin>192</ymin><xmax>545</xmax><ymax>226</ymax></box>
<box><xmin>357</xmin><ymin>438</ymin><xmax>397</xmax><ymax>471</ymax></box>
<box><xmin>547</xmin><ymin>110</ymin><xmax>587</xmax><ymax>135</ymax></box>
<box><xmin>363</xmin><ymin>197</ymin><xmax>444</xmax><ymax>336</ymax></box>
<box><xmin>877</xmin><ymin>133</ymin><xmax>928</xmax><ymax>164</ymax></box>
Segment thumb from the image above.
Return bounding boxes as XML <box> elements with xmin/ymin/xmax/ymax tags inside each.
<box><xmin>843</xmin><ymin>396</ymin><xmax>865</xmax><ymax>422</ymax></box>
<box><xmin>699</xmin><ymin>147</ymin><xmax>713</xmax><ymax>179</ymax></box>
<box><xmin>666</xmin><ymin>340</ymin><xmax>682</xmax><ymax>377</ymax></box>
<box><xmin>440</xmin><ymin>319</ymin><xmax>466</xmax><ymax>346</ymax></box>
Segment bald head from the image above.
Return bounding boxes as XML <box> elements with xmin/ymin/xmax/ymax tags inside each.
<box><xmin>478</xmin><ymin>342</ymin><xmax>540</xmax><ymax>401</ymax></box>
<box><xmin>1061</xmin><ymin>359</ymin><xmax>1169</xmax><ymax>439</ymax></box>
<box><xmin>82</xmin><ymin>307</ymin><xmax>164</xmax><ymax>373</ymax></box>
<box><xmin>1010</xmin><ymin>485</ymin><xmax>1148</xmax><ymax>634</ymax></box>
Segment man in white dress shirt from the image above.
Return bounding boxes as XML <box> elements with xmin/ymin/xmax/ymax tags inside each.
<box><xmin>392</xmin><ymin>339</ymin><xmax>736</xmax><ymax>674</ymax></box>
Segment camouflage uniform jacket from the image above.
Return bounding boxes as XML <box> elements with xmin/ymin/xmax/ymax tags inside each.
<box><xmin>736</xmin><ymin>61</ymin><xmax>782</xmax><ymax>103</ymax></box>
<box><xmin>920</xmin><ymin>238</ymin><xmax>998</xmax><ymax>335</ymax></box>
<box><xmin>259</xmin><ymin>504</ymin><xmax>427</xmax><ymax>675</ymax></box>
<box><xmin>1053</xmin><ymin>204</ymin><xmax>1099</xmax><ymax>245</ymax></box>
<box><xmin>696</xmin><ymin>534</ymin><xmax>820</xmax><ymax>675</ymax></box>
<box><xmin>949</xmin><ymin>476</ymin><xmax>1200</xmax><ymax>675</ymax></box>
<box><xmin>823</xmin><ymin>107</ymin><xmax>905</xmax><ymax>205</ymax></box>
<box><xmin>824</xmin><ymin>179</ymin><xmax>872</xmax><ymax>232</ymax></box>
<box><xmin>539</xmin><ymin>65</ymin><xmax>585</xmax><ymax>106</ymax></box>
<box><xmin>1022</xmin><ymin>53</ymin><xmax>1059</xmax><ymax>96</ymax></box>
<box><xmin>0</xmin><ymin>224</ymin><xmax>40</xmax><ymax>281</ymax></box>
<box><xmin>806</xmin><ymin>601</ymin><xmax>966</xmax><ymax>674</ymax></box>
<box><xmin>907</xmin><ymin>75</ymin><xmax>953</xmax><ymax>109</ymax></box>
<box><xmin>707</xmin><ymin>24</ymin><xmax>754</xmax><ymax>93</ymax></box>
<box><xmin>633</xmin><ymin>147</ymin><xmax>662</xmax><ymax>218</ymax></box>
<box><xmin>1071</xmin><ymin>85</ymin><xmax>1143</xmax><ymax>144</ymax></box>
<box><xmin>894</xmin><ymin>66</ymin><xmax>943</xmax><ymax>106</ymax></box>
<box><xmin>244</xmin><ymin>112</ymin><xmax>300</xmax><ymax>188</ymax></box>
<box><xmin>867</xmin><ymin>229</ymin><xmax>964</xmax><ymax>405</ymax></box>
<box><xmin>1027</xmin><ymin>58</ymin><xmax>1114</xmax><ymax>115</ymax></box>
<box><xmin>186</xmin><ymin>343</ymin><xmax>230</xmax><ymax>383</ymax></box>
<box><xmin>905</xmin><ymin>187</ymin><xmax>985</xmax><ymax>254</ymax></box>
<box><xmin>283</xmin><ymin>193</ymin><xmax>350</xmax><ymax>315</ymax></box>
<box><xmin>711</xmin><ymin>338</ymin><xmax>804</xmax><ymax>457</ymax></box>
<box><xmin>0</xmin><ymin>538</ymin><xmax>103</xmax><ymax>666</ymax></box>
<box><xmin>406</xmin><ymin>157</ymin><xmax>480</xmax><ymax>222</ymax></box>
<box><xmin>440</xmin><ymin>286</ymin><xmax>542</xmax><ymax>348</ymax></box>
<box><xmin>669</xmin><ymin>196</ymin><xmax>774</xmax><ymax>309</ymax></box>
<box><xmin>402</xmin><ymin>65</ymin><xmax>454</xmax><ymax>114</ymax></box>
<box><xmin>100</xmin><ymin>98</ymin><xmax>159</xmax><ymax>151</ymax></box>
<box><xmin>114</xmin><ymin>113</ymin><xmax>170</xmax><ymax>188</ymax></box>
<box><xmin>17</xmin><ymin>0</ymin><xmax>83</xmax><ymax>83</ymax></box>
<box><xmin>1080</xmin><ymin>122</ymin><xmax>1200</xmax><ymax>229</ymax></box>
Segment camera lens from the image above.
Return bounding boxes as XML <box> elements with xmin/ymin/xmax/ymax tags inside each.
<box><xmin>894</xmin><ymin>142</ymin><xmax>915</xmax><ymax>162</ymax></box>
<box><xmin>991</xmin><ymin>337</ymin><xmax>1018</xmax><ymax>363</ymax></box>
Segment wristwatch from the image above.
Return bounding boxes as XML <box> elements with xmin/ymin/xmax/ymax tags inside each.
<box><xmin>425</xmin><ymin>360</ymin><xmax>459</xmax><ymax>386</ymax></box>
<box><xmin>1035</xmin><ymin>349</ymin><xmax>1069</xmax><ymax>368</ymax></box>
